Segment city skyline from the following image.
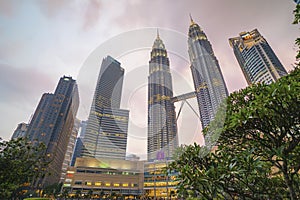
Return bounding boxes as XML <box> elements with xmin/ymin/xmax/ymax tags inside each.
<box><xmin>0</xmin><ymin>1</ymin><xmax>298</xmax><ymax>160</ymax></box>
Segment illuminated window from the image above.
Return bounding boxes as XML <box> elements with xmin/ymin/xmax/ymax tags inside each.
<box><xmin>105</xmin><ymin>183</ymin><xmax>111</xmax><ymax>187</ymax></box>
<box><xmin>122</xmin><ymin>183</ymin><xmax>128</xmax><ymax>187</ymax></box>
<box><xmin>66</xmin><ymin>173</ymin><xmax>73</xmax><ymax>178</ymax></box>
<box><xmin>156</xmin><ymin>182</ymin><xmax>167</xmax><ymax>186</ymax></box>
<box><xmin>85</xmin><ymin>182</ymin><xmax>92</xmax><ymax>186</ymax></box>
<box><xmin>95</xmin><ymin>182</ymin><xmax>101</xmax><ymax>186</ymax></box>
<box><xmin>65</xmin><ymin>179</ymin><xmax>72</xmax><ymax>183</ymax></box>
<box><xmin>144</xmin><ymin>183</ymin><xmax>154</xmax><ymax>187</ymax></box>
<box><xmin>113</xmin><ymin>183</ymin><xmax>120</xmax><ymax>187</ymax></box>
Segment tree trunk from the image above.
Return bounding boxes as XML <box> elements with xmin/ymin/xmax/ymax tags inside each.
<box><xmin>282</xmin><ymin>159</ymin><xmax>297</xmax><ymax>200</ymax></box>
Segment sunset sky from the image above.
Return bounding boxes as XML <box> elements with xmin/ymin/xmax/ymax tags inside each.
<box><xmin>0</xmin><ymin>0</ymin><xmax>298</xmax><ymax>159</ymax></box>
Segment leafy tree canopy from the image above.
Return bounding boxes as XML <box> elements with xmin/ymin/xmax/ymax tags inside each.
<box><xmin>169</xmin><ymin>67</ymin><xmax>300</xmax><ymax>199</ymax></box>
<box><xmin>0</xmin><ymin>138</ymin><xmax>49</xmax><ymax>199</ymax></box>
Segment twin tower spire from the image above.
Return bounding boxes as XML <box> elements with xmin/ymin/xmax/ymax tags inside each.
<box><xmin>155</xmin><ymin>13</ymin><xmax>196</xmax><ymax>40</ymax></box>
<box><xmin>148</xmin><ymin>15</ymin><xmax>228</xmax><ymax>161</ymax></box>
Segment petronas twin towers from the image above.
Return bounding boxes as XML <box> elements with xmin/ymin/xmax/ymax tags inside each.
<box><xmin>82</xmin><ymin>16</ymin><xmax>228</xmax><ymax>162</ymax></box>
<box><xmin>147</xmin><ymin>16</ymin><xmax>228</xmax><ymax>161</ymax></box>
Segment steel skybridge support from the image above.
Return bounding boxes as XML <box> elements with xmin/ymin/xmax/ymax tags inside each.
<box><xmin>171</xmin><ymin>91</ymin><xmax>200</xmax><ymax>121</ymax></box>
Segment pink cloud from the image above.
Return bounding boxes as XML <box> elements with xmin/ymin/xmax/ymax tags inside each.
<box><xmin>0</xmin><ymin>63</ymin><xmax>55</xmax><ymax>103</ymax></box>
<box><xmin>82</xmin><ymin>0</ymin><xmax>102</xmax><ymax>31</ymax></box>
<box><xmin>0</xmin><ymin>1</ymin><xmax>15</xmax><ymax>17</ymax></box>
<box><xmin>37</xmin><ymin>0</ymin><xmax>71</xmax><ymax>17</ymax></box>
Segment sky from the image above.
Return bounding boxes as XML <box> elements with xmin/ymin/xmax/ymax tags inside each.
<box><xmin>0</xmin><ymin>0</ymin><xmax>299</xmax><ymax>159</ymax></box>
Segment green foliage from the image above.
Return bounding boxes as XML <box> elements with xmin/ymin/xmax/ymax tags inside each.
<box><xmin>294</xmin><ymin>4</ymin><xmax>300</xmax><ymax>61</ymax></box>
<box><xmin>0</xmin><ymin>138</ymin><xmax>49</xmax><ymax>199</ymax></box>
<box><xmin>294</xmin><ymin>4</ymin><xmax>300</xmax><ymax>25</ymax></box>
<box><xmin>61</xmin><ymin>188</ymin><xmax>70</xmax><ymax>198</ymax></box>
<box><xmin>220</xmin><ymin>68</ymin><xmax>300</xmax><ymax>199</ymax></box>
<box><xmin>169</xmin><ymin>144</ymin><xmax>287</xmax><ymax>199</ymax></box>
<box><xmin>42</xmin><ymin>182</ymin><xmax>62</xmax><ymax>198</ymax></box>
<box><xmin>169</xmin><ymin>68</ymin><xmax>300</xmax><ymax>199</ymax></box>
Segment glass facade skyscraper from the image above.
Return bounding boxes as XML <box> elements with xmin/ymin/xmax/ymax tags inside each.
<box><xmin>71</xmin><ymin>120</ymin><xmax>87</xmax><ymax>166</ymax></box>
<box><xmin>188</xmin><ymin>17</ymin><xmax>228</xmax><ymax>129</ymax></box>
<box><xmin>11</xmin><ymin>122</ymin><xmax>28</xmax><ymax>139</ymax></box>
<box><xmin>147</xmin><ymin>32</ymin><xmax>178</xmax><ymax>161</ymax></box>
<box><xmin>81</xmin><ymin>56</ymin><xmax>129</xmax><ymax>160</ymax></box>
<box><xmin>26</xmin><ymin>76</ymin><xmax>79</xmax><ymax>186</ymax></box>
<box><xmin>229</xmin><ymin>29</ymin><xmax>287</xmax><ymax>84</ymax></box>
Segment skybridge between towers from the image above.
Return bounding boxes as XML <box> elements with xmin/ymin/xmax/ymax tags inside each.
<box><xmin>170</xmin><ymin>91</ymin><xmax>200</xmax><ymax>121</ymax></box>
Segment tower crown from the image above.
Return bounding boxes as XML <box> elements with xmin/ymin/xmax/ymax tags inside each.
<box><xmin>189</xmin><ymin>13</ymin><xmax>195</xmax><ymax>25</ymax></box>
<box><xmin>188</xmin><ymin>16</ymin><xmax>206</xmax><ymax>40</ymax></box>
<box><xmin>152</xmin><ymin>29</ymin><xmax>166</xmax><ymax>50</ymax></box>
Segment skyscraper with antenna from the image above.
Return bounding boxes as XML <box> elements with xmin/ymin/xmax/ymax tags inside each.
<box><xmin>188</xmin><ymin>15</ymin><xmax>228</xmax><ymax>129</ymax></box>
<box><xmin>147</xmin><ymin>30</ymin><xmax>178</xmax><ymax>161</ymax></box>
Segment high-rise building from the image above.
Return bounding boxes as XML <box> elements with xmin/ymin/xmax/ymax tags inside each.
<box><xmin>26</xmin><ymin>76</ymin><xmax>79</xmax><ymax>186</ymax></box>
<box><xmin>60</xmin><ymin>118</ymin><xmax>81</xmax><ymax>182</ymax></box>
<box><xmin>11</xmin><ymin>122</ymin><xmax>28</xmax><ymax>140</ymax></box>
<box><xmin>229</xmin><ymin>29</ymin><xmax>287</xmax><ymax>84</ymax></box>
<box><xmin>71</xmin><ymin>120</ymin><xmax>87</xmax><ymax>166</ymax></box>
<box><xmin>81</xmin><ymin>56</ymin><xmax>129</xmax><ymax>160</ymax></box>
<box><xmin>147</xmin><ymin>32</ymin><xmax>178</xmax><ymax>161</ymax></box>
<box><xmin>188</xmin><ymin>16</ymin><xmax>228</xmax><ymax>129</ymax></box>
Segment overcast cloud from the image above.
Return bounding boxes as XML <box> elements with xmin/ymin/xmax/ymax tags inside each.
<box><xmin>0</xmin><ymin>0</ymin><xmax>298</xmax><ymax>159</ymax></box>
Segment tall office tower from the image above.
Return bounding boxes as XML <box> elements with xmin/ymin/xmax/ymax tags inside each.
<box><xmin>71</xmin><ymin>120</ymin><xmax>87</xmax><ymax>166</ymax></box>
<box><xmin>81</xmin><ymin>56</ymin><xmax>129</xmax><ymax>160</ymax></box>
<box><xmin>26</xmin><ymin>76</ymin><xmax>79</xmax><ymax>185</ymax></box>
<box><xmin>229</xmin><ymin>29</ymin><xmax>287</xmax><ymax>84</ymax></box>
<box><xmin>11</xmin><ymin>122</ymin><xmax>28</xmax><ymax>139</ymax></box>
<box><xmin>60</xmin><ymin>118</ymin><xmax>80</xmax><ymax>181</ymax></box>
<box><xmin>147</xmin><ymin>32</ymin><xmax>178</xmax><ymax>161</ymax></box>
<box><xmin>188</xmin><ymin>16</ymin><xmax>228</xmax><ymax>129</ymax></box>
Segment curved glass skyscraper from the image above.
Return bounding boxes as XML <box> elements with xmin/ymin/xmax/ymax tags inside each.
<box><xmin>188</xmin><ymin>16</ymin><xmax>228</xmax><ymax>129</ymax></box>
<box><xmin>147</xmin><ymin>32</ymin><xmax>178</xmax><ymax>161</ymax></box>
<box><xmin>82</xmin><ymin>56</ymin><xmax>129</xmax><ymax>160</ymax></box>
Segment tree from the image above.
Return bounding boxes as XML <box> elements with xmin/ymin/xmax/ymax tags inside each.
<box><xmin>0</xmin><ymin>137</ymin><xmax>49</xmax><ymax>199</ymax></box>
<box><xmin>169</xmin><ymin>67</ymin><xmax>300</xmax><ymax>199</ymax></box>
<box><xmin>86</xmin><ymin>189</ymin><xmax>93</xmax><ymax>199</ymax></box>
<box><xmin>62</xmin><ymin>188</ymin><xmax>70</xmax><ymax>199</ymax></box>
<box><xmin>75</xmin><ymin>189</ymin><xmax>82</xmax><ymax>199</ymax></box>
<box><xmin>294</xmin><ymin>3</ymin><xmax>300</xmax><ymax>67</ymax></box>
<box><xmin>220</xmin><ymin>67</ymin><xmax>300</xmax><ymax>199</ymax></box>
<box><xmin>43</xmin><ymin>182</ymin><xmax>62</xmax><ymax>198</ymax></box>
<box><xmin>169</xmin><ymin>143</ymin><xmax>288</xmax><ymax>199</ymax></box>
